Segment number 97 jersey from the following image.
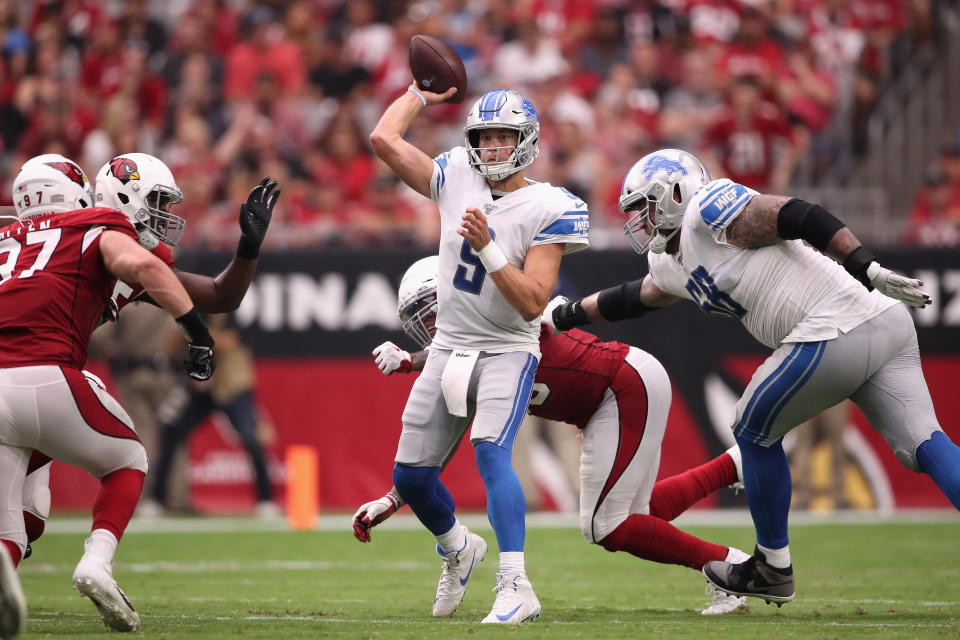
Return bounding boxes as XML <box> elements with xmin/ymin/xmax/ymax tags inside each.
<box><xmin>429</xmin><ymin>146</ymin><xmax>589</xmax><ymax>356</ymax></box>
<box><xmin>0</xmin><ymin>208</ymin><xmax>139</xmax><ymax>369</ymax></box>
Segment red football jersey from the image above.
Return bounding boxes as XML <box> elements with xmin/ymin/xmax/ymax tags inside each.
<box><xmin>112</xmin><ymin>240</ymin><xmax>175</xmax><ymax>310</ymax></box>
<box><xmin>529</xmin><ymin>326</ymin><xmax>631</xmax><ymax>428</ymax></box>
<box><xmin>0</xmin><ymin>207</ymin><xmax>138</xmax><ymax>369</ymax></box>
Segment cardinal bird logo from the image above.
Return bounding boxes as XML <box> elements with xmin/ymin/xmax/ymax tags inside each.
<box><xmin>45</xmin><ymin>161</ymin><xmax>87</xmax><ymax>187</ymax></box>
<box><xmin>109</xmin><ymin>157</ymin><xmax>140</xmax><ymax>184</ymax></box>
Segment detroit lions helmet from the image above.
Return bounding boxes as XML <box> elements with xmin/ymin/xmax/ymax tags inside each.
<box><xmin>95</xmin><ymin>153</ymin><xmax>185</xmax><ymax>249</ymax></box>
<box><xmin>464</xmin><ymin>89</ymin><xmax>540</xmax><ymax>181</ymax></box>
<box><xmin>397</xmin><ymin>255</ymin><xmax>439</xmax><ymax>349</ymax></box>
<box><xmin>12</xmin><ymin>154</ymin><xmax>94</xmax><ymax>220</ymax></box>
<box><xmin>619</xmin><ymin>149</ymin><xmax>710</xmax><ymax>254</ymax></box>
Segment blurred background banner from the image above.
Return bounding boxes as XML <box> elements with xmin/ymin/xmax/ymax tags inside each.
<box><xmin>50</xmin><ymin>247</ymin><xmax>960</xmax><ymax>514</ymax></box>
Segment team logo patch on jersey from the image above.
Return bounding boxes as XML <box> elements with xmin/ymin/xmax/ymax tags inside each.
<box><xmin>642</xmin><ymin>155</ymin><xmax>688</xmax><ymax>181</ymax></box>
<box><xmin>109</xmin><ymin>158</ymin><xmax>140</xmax><ymax>184</ymax></box>
<box><xmin>483</xmin><ymin>202</ymin><xmax>496</xmax><ymax>215</ymax></box>
<box><xmin>45</xmin><ymin>161</ymin><xmax>87</xmax><ymax>187</ymax></box>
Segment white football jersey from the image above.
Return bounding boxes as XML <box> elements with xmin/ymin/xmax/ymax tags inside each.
<box><xmin>429</xmin><ymin>146</ymin><xmax>589</xmax><ymax>356</ymax></box>
<box><xmin>648</xmin><ymin>178</ymin><xmax>896</xmax><ymax>350</ymax></box>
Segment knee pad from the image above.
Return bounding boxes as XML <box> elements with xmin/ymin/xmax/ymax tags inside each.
<box><xmin>392</xmin><ymin>463</ymin><xmax>441</xmax><ymax>496</ymax></box>
<box><xmin>22</xmin><ymin>464</ymin><xmax>52</xmax><ymax>520</ymax></box>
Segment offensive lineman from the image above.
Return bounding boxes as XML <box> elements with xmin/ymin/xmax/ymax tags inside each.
<box><xmin>0</xmin><ymin>154</ymin><xmax>216</xmax><ymax>636</ymax></box>
<box><xmin>354</xmin><ymin>256</ymin><xmax>751</xmax><ymax>615</ymax></box>
<box><xmin>544</xmin><ymin>148</ymin><xmax>960</xmax><ymax>605</ymax></box>
<box><xmin>369</xmin><ymin>85</ymin><xmax>589</xmax><ymax>622</ymax></box>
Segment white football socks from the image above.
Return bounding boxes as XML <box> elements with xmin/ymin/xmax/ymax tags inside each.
<box><xmin>757</xmin><ymin>543</ymin><xmax>791</xmax><ymax>569</ymax></box>
<box><xmin>436</xmin><ymin>521</ymin><xmax>466</xmax><ymax>554</ymax></box>
<box><xmin>499</xmin><ymin>551</ymin><xmax>525</xmax><ymax>575</ymax></box>
<box><xmin>85</xmin><ymin>529</ymin><xmax>119</xmax><ymax>564</ymax></box>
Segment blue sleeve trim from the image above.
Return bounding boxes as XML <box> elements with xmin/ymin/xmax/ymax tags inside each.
<box><xmin>699</xmin><ymin>182</ymin><xmax>750</xmax><ymax>229</ymax></box>
<box><xmin>539</xmin><ymin>214</ymin><xmax>589</xmax><ymax>237</ymax></box>
<box><xmin>433</xmin><ymin>153</ymin><xmax>450</xmax><ymax>194</ymax></box>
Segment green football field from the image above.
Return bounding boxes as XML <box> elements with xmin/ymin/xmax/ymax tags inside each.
<box><xmin>18</xmin><ymin>514</ymin><xmax>960</xmax><ymax>639</ymax></box>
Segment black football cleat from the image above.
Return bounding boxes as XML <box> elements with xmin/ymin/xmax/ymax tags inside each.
<box><xmin>703</xmin><ymin>546</ymin><xmax>795</xmax><ymax>605</ymax></box>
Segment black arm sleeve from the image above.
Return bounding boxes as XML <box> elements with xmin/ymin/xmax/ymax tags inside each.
<box><xmin>776</xmin><ymin>198</ymin><xmax>846</xmax><ymax>252</ymax></box>
<box><xmin>596</xmin><ymin>279</ymin><xmax>655</xmax><ymax>322</ymax></box>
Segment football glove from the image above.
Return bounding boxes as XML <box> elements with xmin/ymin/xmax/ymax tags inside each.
<box><xmin>541</xmin><ymin>295</ymin><xmax>569</xmax><ymax>335</ymax></box>
<box><xmin>372</xmin><ymin>341</ymin><xmax>412</xmax><ymax>375</ymax></box>
<box><xmin>866</xmin><ymin>262</ymin><xmax>931</xmax><ymax>308</ymax></box>
<box><xmin>238</xmin><ymin>177</ymin><xmax>280</xmax><ymax>249</ymax></box>
<box><xmin>352</xmin><ymin>494</ymin><xmax>400</xmax><ymax>542</ymax></box>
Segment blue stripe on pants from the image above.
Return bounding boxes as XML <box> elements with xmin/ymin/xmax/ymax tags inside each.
<box><xmin>495</xmin><ymin>353</ymin><xmax>537</xmax><ymax>449</ymax></box>
<box><xmin>734</xmin><ymin>341</ymin><xmax>826</xmax><ymax>445</ymax></box>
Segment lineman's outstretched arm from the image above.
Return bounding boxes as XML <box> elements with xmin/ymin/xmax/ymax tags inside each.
<box><xmin>173</xmin><ymin>177</ymin><xmax>280</xmax><ymax>313</ymax></box>
<box><xmin>545</xmin><ymin>274</ymin><xmax>681</xmax><ymax>333</ymax></box>
<box><xmin>369</xmin><ymin>83</ymin><xmax>457</xmax><ymax>199</ymax></box>
<box><xmin>726</xmin><ymin>194</ymin><xmax>930</xmax><ymax>307</ymax></box>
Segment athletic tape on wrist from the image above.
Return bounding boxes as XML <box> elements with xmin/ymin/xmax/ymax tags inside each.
<box><xmin>477</xmin><ymin>241</ymin><xmax>508</xmax><ymax>272</ymax></box>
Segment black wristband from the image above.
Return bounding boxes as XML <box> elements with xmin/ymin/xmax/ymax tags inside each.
<box><xmin>596</xmin><ymin>279</ymin><xmax>652</xmax><ymax>322</ymax></box>
<box><xmin>237</xmin><ymin>236</ymin><xmax>260</xmax><ymax>260</ymax></box>
<box><xmin>777</xmin><ymin>199</ymin><xmax>845</xmax><ymax>252</ymax></box>
<box><xmin>553</xmin><ymin>298</ymin><xmax>589</xmax><ymax>331</ymax></box>
<box><xmin>176</xmin><ymin>307</ymin><xmax>214</xmax><ymax>347</ymax></box>
<box><xmin>842</xmin><ymin>246</ymin><xmax>877</xmax><ymax>290</ymax></box>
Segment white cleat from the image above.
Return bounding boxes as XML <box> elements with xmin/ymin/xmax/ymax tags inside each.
<box><xmin>480</xmin><ymin>571</ymin><xmax>541</xmax><ymax>624</ymax></box>
<box><xmin>432</xmin><ymin>530</ymin><xmax>487</xmax><ymax>617</ymax></box>
<box><xmin>726</xmin><ymin>445</ymin><xmax>744</xmax><ymax>492</ymax></box>
<box><xmin>0</xmin><ymin>545</ymin><xmax>26</xmax><ymax>639</ymax></box>
<box><xmin>701</xmin><ymin>583</ymin><xmax>747</xmax><ymax>615</ymax></box>
<box><xmin>72</xmin><ymin>556</ymin><xmax>139</xmax><ymax>632</ymax></box>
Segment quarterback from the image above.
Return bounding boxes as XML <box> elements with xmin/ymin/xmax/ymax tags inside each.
<box><xmin>356</xmin><ymin>256</ymin><xmax>752</xmax><ymax>615</ymax></box>
<box><xmin>545</xmin><ymin>149</ymin><xmax>960</xmax><ymax>606</ymax></box>
<box><xmin>369</xmin><ymin>85</ymin><xmax>589</xmax><ymax>623</ymax></box>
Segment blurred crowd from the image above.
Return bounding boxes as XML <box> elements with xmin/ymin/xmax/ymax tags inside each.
<box><xmin>0</xmin><ymin>0</ymin><xmax>949</xmax><ymax>249</ymax></box>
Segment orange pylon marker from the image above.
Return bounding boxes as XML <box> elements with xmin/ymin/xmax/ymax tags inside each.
<box><xmin>286</xmin><ymin>445</ymin><xmax>318</xmax><ymax>530</ymax></box>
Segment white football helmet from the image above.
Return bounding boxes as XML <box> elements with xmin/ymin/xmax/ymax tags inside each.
<box><xmin>464</xmin><ymin>89</ymin><xmax>540</xmax><ymax>181</ymax></box>
<box><xmin>12</xmin><ymin>154</ymin><xmax>94</xmax><ymax>220</ymax></box>
<box><xmin>397</xmin><ymin>255</ymin><xmax>439</xmax><ymax>349</ymax></box>
<box><xmin>619</xmin><ymin>149</ymin><xmax>711</xmax><ymax>254</ymax></box>
<box><xmin>95</xmin><ymin>153</ymin><xmax>184</xmax><ymax>249</ymax></box>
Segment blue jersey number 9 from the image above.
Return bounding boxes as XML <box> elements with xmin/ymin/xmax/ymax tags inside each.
<box><xmin>453</xmin><ymin>229</ymin><xmax>496</xmax><ymax>295</ymax></box>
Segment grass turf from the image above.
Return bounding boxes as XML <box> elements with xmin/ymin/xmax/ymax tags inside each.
<box><xmin>19</xmin><ymin>518</ymin><xmax>960</xmax><ymax>638</ymax></box>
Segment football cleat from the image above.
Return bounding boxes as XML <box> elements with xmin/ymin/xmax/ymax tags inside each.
<box><xmin>72</xmin><ymin>554</ymin><xmax>139</xmax><ymax>632</ymax></box>
<box><xmin>700</xmin><ymin>583</ymin><xmax>747</xmax><ymax>615</ymax></box>
<box><xmin>480</xmin><ymin>572</ymin><xmax>541</xmax><ymax>624</ymax></box>
<box><xmin>432</xmin><ymin>529</ymin><xmax>487</xmax><ymax>617</ymax></box>
<box><xmin>703</xmin><ymin>546</ymin><xmax>794</xmax><ymax>605</ymax></box>
<box><xmin>0</xmin><ymin>544</ymin><xmax>26</xmax><ymax>639</ymax></box>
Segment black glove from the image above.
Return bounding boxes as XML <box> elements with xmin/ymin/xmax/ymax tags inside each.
<box><xmin>237</xmin><ymin>177</ymin><xmax>281</xmax><ymax>258</ymax></box>
<box><xmin>184</xmin><ymin>344</ymin><xmax>216</xmax><ymax>381</ymax></box>
<box><xmin>176</xmin><ymin>308</ymin><xmax>216</xmax><ymax>381</ymax></box>
<box><xmin>96</xmin><ymin>298</ymin><xmax>120</xmax><ymax>328</ymax></box>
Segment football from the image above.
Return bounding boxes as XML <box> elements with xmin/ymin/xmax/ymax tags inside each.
<box><xmin>408</xmin><ymin>35</ymin><xmax>467</xmax><ymax>104</ymax></box>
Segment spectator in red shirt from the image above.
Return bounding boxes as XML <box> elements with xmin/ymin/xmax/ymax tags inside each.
<box><xmin>700</xmin><ymin>74</ymin><xmax>799</xmax><ymax>191</ymax></box>
<box><xmin>901</xmin><ymin>165</ymin><xmax>960</xmax><ymax>246</ymax></box>
<box><xmin>224</xmin><ymin>6</ymin><xmax>305</xmax><ymax>101</ymax></box>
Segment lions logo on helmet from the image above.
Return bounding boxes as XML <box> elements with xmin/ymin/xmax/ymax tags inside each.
<box><xmin>619</xmin><ymin>149</ymin><xmax>711</xmax><ymax>255</ymax></box>
<box><xmin>463</xmin><ymin>89</ymin><xmax>540</xmax><ymax>181</ymax></box>
<box><xmin>109</xmin><ymin>157</ymin><xmax>141</xmax><ymax>185</ymax></box>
